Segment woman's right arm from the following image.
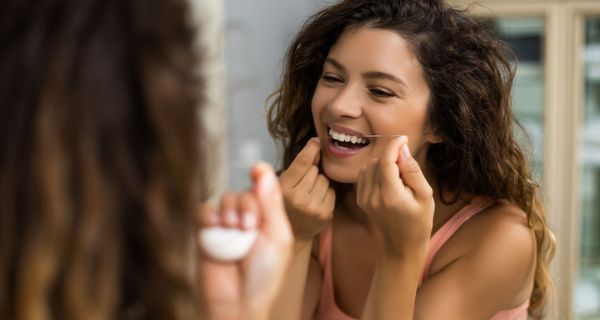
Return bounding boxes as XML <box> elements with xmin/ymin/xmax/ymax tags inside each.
<box><xmin>269</xmin><ymin>138</ymin><xmax>335</xmax><ymax>320</ymax></box>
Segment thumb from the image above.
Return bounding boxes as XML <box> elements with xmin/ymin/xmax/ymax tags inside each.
<box><xmin>397</xmin><ymin>142</ymin><xmax>432</xmax><ymax>200</ymax></box>
<box><xmin>312</xmin><ymin>137</ymin><xmax>321</xmax><ymax>166</ymax></box>
<box><xmin>251</xmin><ymin>162</ymin><xmax>293</xmax><ymax>242</ymax></box>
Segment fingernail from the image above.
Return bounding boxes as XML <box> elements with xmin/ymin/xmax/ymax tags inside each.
<box><xmin>311</xmin><ymin>137</ymin><xmax>321</xmax><ymax>145</ymax></box>
<box><xmin>242</xmin><ymin>212</ymin><xmax>258</xmax><ymax>229</ymax></box>
<box><xmin>402</xmin><ymin>144</ymin><xmax>411</xmax><ymax>159</ymax></box>
<box><xmin>259</xmin><ymin>170</ymin><xmax>277</xmax><ymax>197</ymax></box>
<box><xmin>223</xmin><ymin>210</ymin><xmax>239</xmax><ymax>225</ymax></box>
<box><xmin>398</xmin><ymin>135</ymin><xmax>408</xmax><ymax>143</ymax></box>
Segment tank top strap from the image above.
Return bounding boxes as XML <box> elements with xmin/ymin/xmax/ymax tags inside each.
<box><xmin>318</xmin><ymin>223</ymin><xmax>333</xmax><ymax>267</ymax></box>
<box><xmin>420</xmin><ymin>196</ymin><xmax>496</xmax><ymax>284</ymax></box>
<box><xmin>490</xmin><ymin>299</ymin><xmax>530</xmax><ymax>320</ymax></box>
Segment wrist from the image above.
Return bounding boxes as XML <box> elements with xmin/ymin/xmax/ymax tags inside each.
<box><xmin>206</xmin><ymin>304</ymin><xmax>244</xmax><ymax>320</ymax></box>
<box><xmin>246</xmin><ymin>304</ymin><xmax>270</xmax><ymax>320</ymax></box>
<box><xmin>293</xmin><ymin>237</ymin><xmax>313</xmax><ymax>254</ymax></box>
<box><xmin>382</xmin><ymin>241</ymin><xmax>428</xmax><ymax>262</ymax></box>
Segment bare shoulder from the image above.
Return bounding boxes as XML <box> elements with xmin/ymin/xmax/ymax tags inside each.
<box><xmin>457</xmin><ymin>200</ymin><xmax>536</xmax><ymax>301</ymax></box>
<box><xmin>438</xmin><ymin>200</ymin><xmax>536</xmax><ymax>264</ymax></box>
<box><xmin>468</xmin><ymin>200</ymin><xmax>535</xmax><ymax>256</ymax></box>
<box><xmin>415</xmin><ymin>200</ymin><xmax>538</xmax><ymax>319</ymax></box>
<box><xmin>426</xmin><ymin>200</ymin><xmax>536</xmax><ymax>309</ymax></box>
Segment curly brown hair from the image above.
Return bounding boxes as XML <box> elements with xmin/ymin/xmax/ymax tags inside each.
<box><xmin>0</xmin><ymin>0</ymin><xmax>203</xmax><ymax>319</ymax></box>
<box><xmin>267</xmin><ymin>0</ymin><xmax>555</xmax><ymax>318</ymax></box>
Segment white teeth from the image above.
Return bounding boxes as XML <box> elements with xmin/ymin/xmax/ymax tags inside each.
<box><xmin>328</xmin><ymin>128</ymin><xmax>368</xmax><ymax>145</ymax></box>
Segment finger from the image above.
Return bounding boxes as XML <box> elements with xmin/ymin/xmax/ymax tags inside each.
<box><xmin>369</xmin><ymin>160</ymin><xmax>381</xmax><ymax>205</ymax></box>
<box><xmin>198</xmin><ymin>203</ymin><xmax>219</xmax><ymax>227</ymax></box>
<box><xmin>363</xmin><ymin>159</ymin><xmax>378</xmax><ymax>202</ymax></box>
<box><xmin>378</xmin><ymin>136</ymin><xmax>405</xmax><ymax>192</ymax></box>
<box><xmin>308</xmin><ymin>174</ymin><xmax>331</xmax><ymax>214</ymax></box>
<box><xmin>295</xmin><ymin>165</ymin><xmax>319</xmax><ymax>194</ymax></box>
<box><xmin>219</xmin><ymin>191</ymin><xmax>240</xmax><ymax>228</ymax></box>
<box><xmin>238</xmin><ymin>192</ymin><xmax>260</xmax><ymax>230</ymax></box>
<box><xmin>280</xmin><ymin>138</ymin><xmax>321</xmax><ymax>187</ymax></box>
<box><xmin>398</xmin><ymin>140</ymin><xmax>433</xmax><ymax>200</ymax></box>
<box><xmin>377</xmin><ymin>158</ymin><xmax>403</xmax><ymax>205</ymax></box>
<box><xmin>309</xmin><ymin>174</ymin><xmax>330</xmax><ymax>206</ymax></box>
<box><xmin>324</xmin><ymin>188</ymin><xmax>336</xmax><ymax>215</ymax></box>
<box><xmin>251</xmin><ymin>162</ymin><xmax>293</xmax><ymax>244</ymax></box>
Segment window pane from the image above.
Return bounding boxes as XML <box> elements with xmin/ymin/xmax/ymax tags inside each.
<box><xmin>576</xmin><ymin>16</ymin><xmax>600</xmax><ymax>320</ymax></box>
<box><xmin>482</xmin><ymin>17</ymin><xmax>545</xmax><ymax>182</ymax></box>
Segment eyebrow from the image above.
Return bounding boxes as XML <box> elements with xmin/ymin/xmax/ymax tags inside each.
<box><xmin>364</xmin><ymin>71</ymin><xmax>408</xmax><ymax>89</ymax></box>
<box><xmin>325</xmin><ymin>58</ymin><xmax>408</xmax><ymax>89</ymax></box>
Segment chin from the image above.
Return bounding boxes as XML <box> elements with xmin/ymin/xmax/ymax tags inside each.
<box><xmin>322</xmin><ymin>162</ymin><xmax>359</xmax><ymax>183</ymax></box>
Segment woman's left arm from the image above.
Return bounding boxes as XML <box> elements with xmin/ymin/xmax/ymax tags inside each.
<box><xmin>357</xmin><ymin>137</ymin><xmax>434</xmax><ymax>320</ymax></box>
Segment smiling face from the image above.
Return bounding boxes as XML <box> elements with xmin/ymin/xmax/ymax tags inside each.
<box><xmin>311</xmin><ymin>26</ymin><xmax>437</xmax><ymax>183</ymax></box>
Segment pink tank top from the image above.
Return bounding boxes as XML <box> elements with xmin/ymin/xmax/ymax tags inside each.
<box><xmin>314</xmin><ymin>196</ymin><xmax>530</xmax><ymax>320</ymax></box>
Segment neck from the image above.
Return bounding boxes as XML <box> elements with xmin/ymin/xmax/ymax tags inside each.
<box><xmin>415</xmin><ymin>148</ymin><xmax>473</xmax><ymax>233</ymax></box>
<box><xmin>339</xmin><ymin>188</ymin><xmax>373</xmax><ymax>228</ymax></box>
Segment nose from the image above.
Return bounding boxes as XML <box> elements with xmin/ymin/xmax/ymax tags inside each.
<box><xmin>326</xmin><ymin>83</ymin><xmax>364</xmax><ymax>119</ymax></box>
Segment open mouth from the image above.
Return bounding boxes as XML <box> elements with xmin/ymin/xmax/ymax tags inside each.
<box><xmin>328</xmin><ymin>127</ymin><xmax>371</xmax><ymax>150</ymax></box>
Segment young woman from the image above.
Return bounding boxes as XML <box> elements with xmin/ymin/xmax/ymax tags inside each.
<box><xmin>267</xmin><ymin>0</ymin><xmax>556</xmax><ymax>319</ymax></box>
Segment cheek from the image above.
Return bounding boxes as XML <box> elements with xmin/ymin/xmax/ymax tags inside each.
<box><xmin>367</xmin><ymin>106</ymin><xmax>428</xmax><ymax>136</ymax></box>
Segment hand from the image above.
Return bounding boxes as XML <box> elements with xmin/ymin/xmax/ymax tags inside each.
<box><xmin>197</xmin><ymin>163</ymin><xmax>293</xmax><ymax>320</ymax></box>
<box><xmin>279</xmin><ymin>138</ymin><xmax>335</xmax><ymax>241</ymax></box>
<box><xmin>356</xmin><ymin>136</ymin><xmax>434</xmax><ymax>257</ymax></box>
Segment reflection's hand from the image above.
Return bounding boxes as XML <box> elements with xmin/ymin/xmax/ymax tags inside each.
<box><xmin>356</xmin><ymin>137</ymin><xmax>434</xmax><ymax>257</ymax></box>
<box><xmin>280</xmin><ymin>138</ymin><xmax>335</xmax><ymax>240</ymax></box>
<box><xmin>197</xmin><ymin>163</ymin><xmax>292</xmax><ymax>320</ymax></box>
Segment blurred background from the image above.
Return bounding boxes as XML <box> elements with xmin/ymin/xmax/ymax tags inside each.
<box><xmin>196</xmin><ymin>0</ymin><xmax>600</xmax><ymax>319</ymax></box>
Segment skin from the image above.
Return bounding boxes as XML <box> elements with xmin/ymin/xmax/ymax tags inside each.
<box><xmin>274</xmin><ymin>27</ymin><xmax>536</xmax><ymax>320</ymax></box>
<box><xmin>198</xmin><ymin>163</ymin><xmax>293</xmax><ymax>320</ymax></box>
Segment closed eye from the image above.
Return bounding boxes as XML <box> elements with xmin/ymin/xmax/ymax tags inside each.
<box><xmin>368</xmin><ymin>88</ymin><xmax>395</xmax><ymax>98</ymax></box>
<box><xmin>321</xmin><ymin>74</ymin><xmax>343</xmax><ymax>83</ymax></box>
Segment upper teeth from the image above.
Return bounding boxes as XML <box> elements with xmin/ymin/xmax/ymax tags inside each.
<box><xmin>329</xmin><ymin>128</ymin><xmax>368</xmax><ymax>144</ymax></box>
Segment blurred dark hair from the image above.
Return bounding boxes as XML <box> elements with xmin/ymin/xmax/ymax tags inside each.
<box><xmin>0</xmin><ymin>0</ymin><xmax>203</xmax><ymax>319</ymax></box>
<box><xmin>267</xmin><ymin>0</ymin><xmax>555</xmax><ymax>317</ymax></box>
